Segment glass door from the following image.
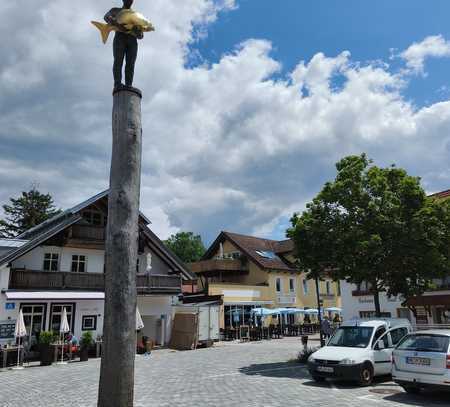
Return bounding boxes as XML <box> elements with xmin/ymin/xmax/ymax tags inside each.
<box><xmin>21</xmin><ymin>304</ymin><xmax>46</xmax><ymax>347</ymax></box>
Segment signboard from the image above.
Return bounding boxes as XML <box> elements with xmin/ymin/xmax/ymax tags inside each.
<box><xmin>5</xmin><ymin>303</ymin><xmax>15</xmax><ymax>310</ymax></box>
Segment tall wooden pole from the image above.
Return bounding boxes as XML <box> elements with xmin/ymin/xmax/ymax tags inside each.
<box><xmin>98</xmin><ymin>87</ymin><xmax>142</xmax><ymax>407</ymax></box>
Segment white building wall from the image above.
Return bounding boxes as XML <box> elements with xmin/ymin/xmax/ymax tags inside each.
<box><xmin>341</xmin><ymin>281</ymin><xmax>410</xmax><ymax>321</ymax></box>
<box><xmin>12</xmin><ymin>246</ymin><xmax>105</xmax><ymax>274</ymax></box>
<box><xmin>138</xmin><ymin>296</ymin><xmax>175</xmax><ymax>345</ymax></box>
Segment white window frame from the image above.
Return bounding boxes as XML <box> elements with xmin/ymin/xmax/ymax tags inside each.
<box><xmin>302</xmin><ymin>279</ymin><xmax>309</xmax><ymax>295</ymax></box>
<box><xmin>71</xmin><ymin>255</ymin><xmax>87</xmax><ymax>273</ymax></box>
<box><xmin>43</xmin><ymin>253</ymin><xmax>59</xmax><ymax>272</ymax></box>
<box><xmin>276</xmin><ymin>277</ymin><xmax>282</xmax><ymax>293</ymax></box>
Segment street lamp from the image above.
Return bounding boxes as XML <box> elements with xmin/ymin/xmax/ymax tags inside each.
<box><xmin>315</xmin><ymin>276</ymin><xmax>325</xmax><ymax>347</ymax></box>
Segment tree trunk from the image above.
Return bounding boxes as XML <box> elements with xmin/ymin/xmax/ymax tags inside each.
<box><xmin>373</xmin><ymin>289</ymin><xmax>381</xmax><ymax>318</ymax></box>
<box><xmin>98</xmin><ymin>88</ymin><xmax>142</xmax><ymax>407</ymax></box>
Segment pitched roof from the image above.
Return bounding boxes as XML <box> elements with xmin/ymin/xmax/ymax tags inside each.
<box><xmin>274</xmin><ymin>239</ymin><xmax>294</xmax><ymax>254</ymax></box>
<box><xmin>204</xmin><ymin>231</ymin><xmax>297</xmax><ymax>272</ymax></box>
<box><xmin>429</xmin><ymin>189</ymin><xmax>450</xmax><ymax>200</ymax></box>
<box><xmin>0</xmin><ymin>191</ymin><xmax>193</xmax><ymax>280</ymax></box>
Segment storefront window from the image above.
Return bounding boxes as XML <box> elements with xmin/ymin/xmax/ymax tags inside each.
<box><xmin>50</xmin><ymin>304</ymin><xmax>74</xmax><ymax>333</ymax></box>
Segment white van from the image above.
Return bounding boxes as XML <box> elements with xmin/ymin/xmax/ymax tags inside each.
<box><xmin>308</xmin><ymin>319</ymin><xmax>411</xmax><ymax>385</ymax></box>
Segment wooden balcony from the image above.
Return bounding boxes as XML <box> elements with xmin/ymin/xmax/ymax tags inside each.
<box><xmin>9</xmin><ymin>269</ymin><xmax>181</xmax><ymax>294</ymax></box>
<box><xmin>189</xmin><ymin>259</ymin><xmax>247</xmax><ymax>275</ymax></box>
<box><xmin>70</xmin><ymin>225</ymin><xmax>106</xmax><ymax>241</ymax></box>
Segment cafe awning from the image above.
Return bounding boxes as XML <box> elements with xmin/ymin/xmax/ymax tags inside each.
<box><xmin>405</xmin><ymin>294</ymin><xmax>450</xmax><ymax>307</ymax></box>
<box><xmin>5</xmin><ymin>291</ymin><xmax>105</xmax><ymax>301</ymax></box>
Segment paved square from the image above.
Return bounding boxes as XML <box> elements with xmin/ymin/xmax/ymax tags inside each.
<box><xmin>0</xmin><ymin>338</ymin><xmax>448</xmax><ymax>406</ymax></box>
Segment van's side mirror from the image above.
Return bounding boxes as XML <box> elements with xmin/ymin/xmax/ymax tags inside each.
<box><xmin>375</xmin><ymin>340</ymin><xmax>385</xmax><ymax>350</ymax></box>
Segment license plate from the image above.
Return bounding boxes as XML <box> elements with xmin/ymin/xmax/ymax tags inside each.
<box><xmin>406</xmin><ymin>357</ymin><xmax>430</xmax><ymax>366</ymax></box>
<box><xmin>317</xmin><ymin>366</ymin><xmax>334</xmax><ymax>373</ymax></box>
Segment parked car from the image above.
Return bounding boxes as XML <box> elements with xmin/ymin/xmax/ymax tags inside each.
<box><xmin>392</xmin><ymin>330</ymin><xmax>450</xmax><ymax>393</ymax></box>
<box><xmin>308</xmin><ymin>318</ymin><xmax>411</xmax><ymax>385</ymax></box>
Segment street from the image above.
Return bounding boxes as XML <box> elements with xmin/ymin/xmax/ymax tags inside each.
<box><xmin>0</xmin><ymin>338</ymin><xmax>448</xmax><ymax>407</ymax></box>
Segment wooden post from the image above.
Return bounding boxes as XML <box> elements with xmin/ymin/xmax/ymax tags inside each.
<box><xmin>98</xmin><ymin>87</ymin><xmax>142</xmax><ymax>407</ymax></box>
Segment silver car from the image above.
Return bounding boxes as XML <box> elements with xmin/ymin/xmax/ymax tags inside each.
<box><xmin>392</xmin><ymin>330</ymin><xmax>450</xmax><ymax>393</ymax></box>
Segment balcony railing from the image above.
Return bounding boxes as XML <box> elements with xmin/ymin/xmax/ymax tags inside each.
<box><xmin>189</xmin><ymin>259</ymin><xmax>246</xmax><ymax>274</ymax></box>
<box><xmin>71</xmin><ymin>225</ymin><xmax>106</xmax><ymax>241</ymax></box>
<box><xmin>9</xmin><ymin>269</ymin><xmax>181</xmax><ymax>294</ymax></box>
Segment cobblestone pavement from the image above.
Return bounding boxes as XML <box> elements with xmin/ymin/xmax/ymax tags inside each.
<box><xmin>0</xmin><ymin>338</ymin><xmax>449</xmax><ymax>407</ymax></box>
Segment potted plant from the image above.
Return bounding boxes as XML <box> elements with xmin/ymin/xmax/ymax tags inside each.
<box><xmin>80</xmin><ymin>331</ymin><xmax>93</xmax><ymax>362</ymax></box>
<box><xmin>39</xmin><ymin>331</ymin><xmax>56</xmax><ymax>366</ymax></box>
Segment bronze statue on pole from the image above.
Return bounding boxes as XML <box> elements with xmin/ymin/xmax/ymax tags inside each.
<box><xmin>92</xmin><ymin>0</ymin><xmax>154</xmax><ymax>89</ymax></box>
<box><xmin>92</xmin><ymin>2</ymin><xmax>153</xmax><ymax>406</ymax></box>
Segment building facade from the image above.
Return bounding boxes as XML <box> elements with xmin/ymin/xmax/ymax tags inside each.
<box><xmin>0</xmin><ymin>191</ymin><xmax>194</xmax><ymax>348</ymax></box>
<box><xmin>190</xmin><ymin>232</ymin><xmax>341</xmax><ymax>328</ymax></box>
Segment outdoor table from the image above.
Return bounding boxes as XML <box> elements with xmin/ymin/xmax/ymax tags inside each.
<box><xmin>1</xmin><ymin>346</ymin><xmax>21</xmax><ymax>369</ymax></box>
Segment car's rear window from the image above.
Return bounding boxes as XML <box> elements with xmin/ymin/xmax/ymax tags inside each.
<box><xmin>397</xmin><ymin>334</ymin><xmax>450</xmax><ymax>353</ymax></box>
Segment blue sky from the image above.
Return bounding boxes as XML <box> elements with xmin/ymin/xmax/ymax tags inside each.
<box><xmin>197</xmin><ymin>0</ymin><xmax>450</xmax><ymax>106</ymax></box>
<box><xmin>1</xmin><ymin>0</ymin><xmax>450</xmax><ymax>245</ymax></box>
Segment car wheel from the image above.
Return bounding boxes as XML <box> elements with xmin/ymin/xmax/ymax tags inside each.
<box><xmin>312</xmin><ymin>375</ymin><xmax>326</xmax><ymax>383</ymax></box>
<box><xmin>402</xmin><ymin>386</ymin><xmax>421</xmax><ymax>394</ymax></box>
<box><xmin>359</xmin><ymin>363</ymin><xmax>374</xmax><ymax>386</ymax></box>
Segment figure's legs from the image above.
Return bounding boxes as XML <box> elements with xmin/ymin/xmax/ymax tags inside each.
<box><xmin>113</xmin><ymin>33</ymin><xmax>127</xmax><ymax>87</ymax></box>
<box><xmin>125</xmin><ymin>37</ymin><xmax>138</xmax><ymax>87</ymax></box>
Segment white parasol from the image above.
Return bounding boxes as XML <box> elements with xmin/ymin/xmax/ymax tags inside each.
<box><xmin>13</xmin><ymin>310</ymin><xmax>27</xmax><ymax>369</ymax></box>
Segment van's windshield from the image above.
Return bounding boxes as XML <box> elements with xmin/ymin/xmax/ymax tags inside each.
<box><xmin>328</xmin><ymin>326</ymin><xmax>374</xmax><ymax>348</ymax></box>
<box><xmin>397</xmin><ymin>334</ymin><xmax>450</xmax><ymax>353</ymax></box>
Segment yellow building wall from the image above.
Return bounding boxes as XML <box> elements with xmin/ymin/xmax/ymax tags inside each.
<box><xmin>208</xmin><ymin>237</ymin><xmax>342</xmax><ymax>323</ymax></box>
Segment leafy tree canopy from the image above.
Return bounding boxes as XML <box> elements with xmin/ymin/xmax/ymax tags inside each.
<box><xmin>165</xmin><ymin>232</ymin><xmax>206</xmax><ymax>263</ymax></box>
<box><xmin>0</xmin><ymin>187</ymin><xmax>61</xmax><ymax>238</ymax></box>
<box><xmin>288</xmin><ymin>154</ymin><xmax>450</xmax><ymax>316</ymax></box>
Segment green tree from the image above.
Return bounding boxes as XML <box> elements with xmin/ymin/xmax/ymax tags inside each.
<box><xmin>165</xmin><ymin>232</ymin><xmax>206</xmax><ymax>263</ymax></box>
<box><xmin>288</xmin><ymin>154</ymin><xmax>450</xmax><ymax>317</ymax></box>
<box><xmin>0</xmin><ymin>187</ymin><xmax>61</xmax><ymax>238</ymax></box>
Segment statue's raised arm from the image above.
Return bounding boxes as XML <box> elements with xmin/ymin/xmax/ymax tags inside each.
<box><xmin>91</xmin><ymin>0</ymin><xmax>154</xmax><ymax>89</ymax></box>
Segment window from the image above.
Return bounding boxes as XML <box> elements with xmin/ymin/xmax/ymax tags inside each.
<box><xmin>136</xmin><ymin>258</ymin><xmax>140</xmax><ymax>274</ymax></box>
<box><xmin>397</xmin><ymin>334</ymin><xmax>450</xmax><ymax>353</ymax></box>
<box><xmin>50</xmin><ymin>304</ymin><xmax>74</xmax><ymax>333</ymax></box>
<box><xmin>20</xmin><ymin>304</ymin><xmax>46</xmax><ymax>346</ymax></box>
<box><xmin>223</xmin><ymin>251</ymin><xmax>241</xmax><ymax>260</ymax></box>
<box><xmin>337</xmin><ymin>281</ymin><xmax>341</xmax><ymax>296</ymax></box>
<box><xmin>390</xmin><ymin>327</ymin><xmax>409</xmax><ymax>346</ymax></box>
<box><xmin>82</xmin><ymin>210</ymin><xmax>105</xmax><ymax>226</ymax></box>
<box><xmin>326</xmin><ymin>281</ymin><xmax>332</xmax><ymax>295</ymax></box>
<box><xmin>256</xmin><ymin>250</ymin><xmax>277</xmax><ymax>259</ymax></box>
<box><xmin>289</xmin><ymin>277</ymin><xmax>295</xmax><ymax>292</ymax></box>
<box><xmin>373</xmin><ymin>327</ymin><xmax>389</xmax><ymax>348</ymax></box>
<box><xmin>43</xmin><ymin>253</ymin><xmax>59</xmax><ymax>271</ymax></box>
<box><xmin>71</xmin><ymin>255</ymin><xmax>86</xmax><ymax>273</ymax></box>
<box><xmin>302</xmin><ymin>279</ymin><xmax>309</xmax><ymax>295</ymax></box>
<box><xmin>276</xmin><ymin>277</ymin><xmax>281</xmax><ymax>292</ymax></box>
<box><xmin>82</xmin><ymin>315</ymin><xmax>97</xmax><ymax>331</ymax></box>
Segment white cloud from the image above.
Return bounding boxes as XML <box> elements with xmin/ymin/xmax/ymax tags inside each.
<box><xmin>400</xmin><ymin>35</ymin><xmax>450</xmax><ymax>75</ymax></box>
<box><xmin>1</xmin><ymin>3</ymin><xmax>450</xmax><ymax>243</ymax></box>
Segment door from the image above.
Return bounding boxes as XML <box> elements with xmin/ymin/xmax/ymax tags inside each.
<box><xmin>372</xmin><ymin>327</ymin><xmax>392</xmax><ymax>375</ymax></box>
<box><xmin>20</xmin><ymin>304</ymin><xmax>46</xmax><ymax>347</ymax></box>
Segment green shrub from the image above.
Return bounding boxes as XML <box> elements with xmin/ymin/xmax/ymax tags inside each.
<box><xmin>39</xmin><ymin>331</ymin><xmax>56</xmax><ymax>345</ymax></box>
<box><xmin>297</xmin><ymin>347</ymin><xmax>318</xmax><ymax>364</ymax></box>
<box><xmin>81</xmin><ymin>331</ymin><xmax>94</xmax><ymax>348</ymax></box>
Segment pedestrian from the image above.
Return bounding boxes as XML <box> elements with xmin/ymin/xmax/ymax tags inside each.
<box><xmin>321</xmin><ymin>317</ymin><xmax>333</xmax><ymax>339</ymax></box>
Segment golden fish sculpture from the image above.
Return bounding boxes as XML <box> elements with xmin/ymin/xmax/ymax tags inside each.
<box><xmin>92</xmin><ymin>9</ymin><xmax>155</xmax><ymax>44</ymax></box>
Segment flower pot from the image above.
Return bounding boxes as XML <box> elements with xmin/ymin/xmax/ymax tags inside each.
<box><xmin>40</xmin><ymin>344</ymin><xmax>53</xmax><ymax>366</ymax></box>
<box><xmin>80</xmin><ymin>346</ymin><xmax>89</xmax><ymax>362</ymax></box>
